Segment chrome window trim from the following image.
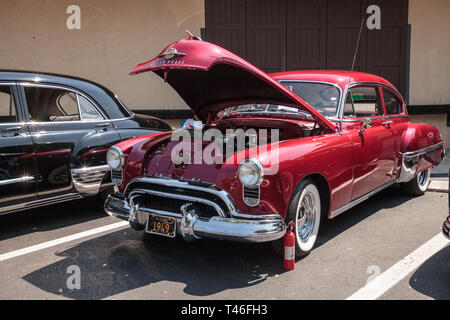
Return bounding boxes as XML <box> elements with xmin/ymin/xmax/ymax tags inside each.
<box><xmin>76</xmin><ymin>93</ymin><xmax>104</xmax><ymax>122</ymax></box>
<box><xmin>278</xmin><ymin>80</ymin><xmax>343</xmax><ymax>119</ymax></box>
<box><xmin>0</xmin><ymin>82</ymin><xmax>21</xmax><ymax>124</ymax></box>
<box><xmin>0</xmin><ymin>121</ymin><xmax>26</xmax><ymax>126</ymax></box>
<box><xmin>338</xmin><ymin>82</ymin><xmax>406</xmax><ymax>121</ymax></box>
<box><xmin>19</xmin><ymin>82</ymin><xmax>108</xmax><ymax>122</ymax></box>
<box><xmin>340</xmin><ymin>115</ymin><xmax>409</xmax><ymax>122</ymax></box>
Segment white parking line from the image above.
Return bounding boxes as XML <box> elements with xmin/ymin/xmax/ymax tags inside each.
<box><xmin>0</xmin><ymin>221</ymin><xmax>128</xmax><ymax>263</ymax></box>
<box><xmin>347</xmin><ymin>233</ymin><xmax>449</xmax><ymax>300</ymax></box>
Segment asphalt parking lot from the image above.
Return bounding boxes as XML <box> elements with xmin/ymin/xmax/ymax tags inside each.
<box><xmin>0</xmin><ymin>185</ymin><xmax>448</xmax><ymax>300</ymax></box>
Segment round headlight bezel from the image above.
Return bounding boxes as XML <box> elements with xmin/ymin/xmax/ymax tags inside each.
<box><xmin>106</xmin><ymin>146</ymin><xmax>124</xmax><ymax>170</ymax></box>
<box><xmin>238</xmin><ymin>158</ymin><xmax>264</xmax><ymax>187</ymax></box>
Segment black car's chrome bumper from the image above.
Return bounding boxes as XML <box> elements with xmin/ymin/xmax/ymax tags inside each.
<box><xmin>105</xmin><ymin>193</ymin><xmax>286</xmax><ymax>243</ymax></box>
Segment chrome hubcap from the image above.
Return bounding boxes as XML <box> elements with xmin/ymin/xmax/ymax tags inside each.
<box><xmin>297</xmin><ymin>192</ymin><xmax>317</xmax><ymax>240</ymax></box>
<box><xmin>418</xmin><ymin>169</ymin><xmax>429</xmax><ymax>187</ymax></box>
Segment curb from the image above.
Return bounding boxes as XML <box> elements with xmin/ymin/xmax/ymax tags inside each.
<box><xmin>428</xmin><ymin>180</ymin><xmax>449</xmax><ymax>193</ymax></box>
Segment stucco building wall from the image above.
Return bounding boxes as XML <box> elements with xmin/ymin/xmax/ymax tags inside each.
<box><xmin>0</xmin><ymin>0</ymin><xmax>204</xmax><ymax>112</ymax></box>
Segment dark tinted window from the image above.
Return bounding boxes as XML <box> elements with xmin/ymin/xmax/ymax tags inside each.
<box><xmin>343</xmin><ymin>87</ymin><xmax>383</xmax><ymax>118</ymax></box>
<box><xmin>0</xmin><ymin>86</ymin><xmax>17</xmax><ymax>123</ymax></box>
<box><xmin>383</xmin><ymin>89</ymin><xmax>402</xmax><ymax>114</ymax></box>
<box><xmin>24</xmin><ymin>86</ymin><xmax>80</xmax><ymax>122</ymax></box>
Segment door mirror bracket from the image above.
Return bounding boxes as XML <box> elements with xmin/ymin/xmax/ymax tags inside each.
<box><xmin>359</xmin><ymin>118</ymin><xmax>372</xmax><ymax>134</ymax></box>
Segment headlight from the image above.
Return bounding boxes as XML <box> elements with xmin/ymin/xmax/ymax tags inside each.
<box><xmin>106</xmin><ymin>146</ymin><xmax>124</xmax><ymax>170</ymax></box>
<box><xmin>238</xmin><ymin>158</ymin><xmax>264</xmax><ymax>187</ymax></box>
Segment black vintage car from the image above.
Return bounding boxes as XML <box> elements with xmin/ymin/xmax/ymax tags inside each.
<box><xmin>0</xmin><ymin>70</ymin><xmax>171</xmax><ymax>215</ymax></box>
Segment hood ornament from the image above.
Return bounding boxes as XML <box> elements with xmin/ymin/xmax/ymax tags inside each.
<box><xmin>160</xmin><ymin>47</ymin><xmax>186</xmax><ymax>60</ymax></box>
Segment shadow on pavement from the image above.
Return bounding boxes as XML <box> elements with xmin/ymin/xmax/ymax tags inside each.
<box><xmin>316</xmin><ymin>185</ymin><xmax>414</xmax><ymax>247</ymax></box>
<box><xmin>0</xmin><ymin>197</ymin><xmax>106</xmax><ymax>242</ymax></box>
<box><xmin>409</xmin><ymin>245</ymin><xmax>450</xmax><ymax>300</ymax></box>
<box><xmin>23</xmin><ymin>230</ymin><xmax>283</xmax><ymax>299</ymax></box>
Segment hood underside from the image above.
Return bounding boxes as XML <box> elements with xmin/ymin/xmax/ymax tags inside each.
<box><xmin>131</xmin><ymin>38</ymin><xmax>335</xmax><ymax>131</ymax></box>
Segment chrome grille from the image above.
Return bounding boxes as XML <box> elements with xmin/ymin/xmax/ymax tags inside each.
<box><xmin>124</xmin><ymin>177</ymin><xmax>237</xmax><ymax>218</ymax></box>
<box><xmin>243</xmin><ymin>186</ymin><xmax>260</xmax><ymax>206</ymax></box>
<box><xmin>111</xmin><ymin>169</ymin><xmax>123</xmax><ymax>186</ymax></box>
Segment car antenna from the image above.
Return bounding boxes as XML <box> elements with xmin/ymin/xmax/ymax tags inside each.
<box><xmin>347</xmin><ymin>17</ymin><xmax>365</xmax><ymax>89</ymax></box>
<box><xmin>336</xmin><ymin>17</ymin><xmax>365</xmax><ymax>135</ymax></box>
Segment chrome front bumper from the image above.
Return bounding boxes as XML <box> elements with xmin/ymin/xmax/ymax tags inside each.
<box><xmin>104</xmin><ymin>193</ymin><xmax>286</xmax><ymax>243</ymax></box>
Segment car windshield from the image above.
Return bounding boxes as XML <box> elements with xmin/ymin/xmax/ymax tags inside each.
<box><xmin>281</xmin><ymin>82</ymin><xmax>340</xmax><ymax>117</ymax></box>
<box><xmin>225</xmin><ymin>82</ymin><xmax>340</xmax><ymax>118</ymax></box>
<box><xmin>225</xmin><ymin>104</ymin><xmax>313</xmax><ymax>118</ymax></box>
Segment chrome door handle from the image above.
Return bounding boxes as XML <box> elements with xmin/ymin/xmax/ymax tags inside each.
<box><xmin>95</xmin><ymin>123</ymin><xmax>110</xmax><ymax>128</ymax></box>
<box><xmin>1</xmin><ymin>126</ymin><xmax>21</xmax><ymax>132</ymax></box>
<box><xmin>382</xmin><ymin>121</ymin><xmax>393</xmax><ymax>127</ymax></box>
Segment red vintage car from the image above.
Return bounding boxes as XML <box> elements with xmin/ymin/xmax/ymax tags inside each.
<box><xmin>104</xmin><ymin>36</ymin><xmax>444</xmax><ymax>257</ymax></box>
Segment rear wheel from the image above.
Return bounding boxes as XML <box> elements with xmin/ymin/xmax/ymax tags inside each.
<box><xmin>400</xmin><ymin>168</ymin><xmax>431</xmax><ymax>196</ymax></box>
<box><xmin>272</xmin><ymin>178</ymin><xmax>321</xmax><ymax>258</ymax></box>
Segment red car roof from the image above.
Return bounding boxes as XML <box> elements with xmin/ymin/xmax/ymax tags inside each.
<box><xmin>270</xmin><ymin>70</ymin><xmax>397</xmax><ymax>92</ymax></box>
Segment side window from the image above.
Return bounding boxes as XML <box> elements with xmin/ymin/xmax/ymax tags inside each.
<box><xmin>23</xmin><ymin>86</ymin><xmax>104</xmax><ymax>122</ymax></box>
<box><xmin>24</xmin><ymin>86</ymin><xmax>80</xmax><ymax>122</ymax></box>
<box><xmin>78</xmin><ymin>95</ymin><xmax>103</xmax><ymax>121</ymax></box>
<box><xmin>56</xmin><ymin>92</ymin><xmax>79</xmax><ymax>118</ymax></box>
<box><xmin>343</xmin><ymin>86</ymin><xmax>383</xmax><ymax>118</ymax></box>
<box><xmin>0</xmin><ymin>86</ymin><xmax>17</xmax><ymax>123</ymax></box>
<box><xmin>383</xmin><ymin>89</ymin><xmax>403</xmax><ymax>115</ymax></box>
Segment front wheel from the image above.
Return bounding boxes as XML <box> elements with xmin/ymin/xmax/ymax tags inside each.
<box><xmin>272</xmin><ymin>178</ymin><xmax>321</xmax><ymax>258</ymax></box>
<box><xmin>400</xmin><ymin>168</ymin><xmax>431</xmax><ymax>196</ymax></box>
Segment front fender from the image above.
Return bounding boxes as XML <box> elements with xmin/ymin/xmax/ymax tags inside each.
<box><xmin>116</xmin><ymin>132</ymin><xmax>172</xmax><ymax>192</ymax></box>
<box><xmin>222</xmin><ymin>133</ymin><xmax>354</xmax><ymax>219</ymax></box>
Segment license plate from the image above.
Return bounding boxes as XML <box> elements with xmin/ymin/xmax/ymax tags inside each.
<box><xmin>146</xmin><ymin>214</ymin><xmax>176</xmax><ymax>238</ymax></box>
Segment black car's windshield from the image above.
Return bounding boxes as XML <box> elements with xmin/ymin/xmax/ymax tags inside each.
<box><xmin>281</xmin><ymin>81</ymin><xmax>340</xmax><ymax>117</ymax></box>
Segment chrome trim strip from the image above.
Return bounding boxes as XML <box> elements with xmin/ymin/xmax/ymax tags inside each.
<box><xmin>401</xmin><ymin>142</ymin><xmax>444</xmax><ymax>158</ymax></box>
<box><xmin>71</xmin><ymin>164</ymin><xmax>110</xmax><ymax>196</ymax></box>
<box><xmin>330</xmin><ymin>179</ymin><xmax>397</xmax><ymax>219</ymax></box>
<box><xmin>340</xmin><ymin>115</ymin><xmax>409</xmax><ymax>122</ymax></box>
<box><xmin>0</xmin><ymin>193</ymin><xmax>82</xmax><ymax>215</ymax></box>
<box><xmin>125</xmin><ymin>177</ymin><xmax>237</xmax><ymax>217</ymax></box>
<box><xmin>128</xmin><ymin>188</ymin><xmax>226</xmax><ymax>218</ymax></box>
<box><xmin>0</xmin><ymin>176</ymin><xmax>34</xmax><ymax>186</ymax></box>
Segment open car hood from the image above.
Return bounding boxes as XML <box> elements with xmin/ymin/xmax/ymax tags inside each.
<box><xmin>130</xmin><ymin>38</ymin><xmax>335</xmax><ymax>131</ymax></box>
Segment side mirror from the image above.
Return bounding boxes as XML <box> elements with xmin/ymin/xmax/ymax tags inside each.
<box><xmin>359</xmin><ymin>118</ymin><xmax>372</xmax><ymax>134</ymax></box>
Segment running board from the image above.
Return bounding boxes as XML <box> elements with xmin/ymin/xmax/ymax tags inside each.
<box><xmin>0</xmin><ymin>193</ymin><xmax>82</xmax><ymax>215</ymax></box>
<box><xmin>329</xmin><ymin>180</ymin><xmax>397</xmax><ymax>219</ymax></box>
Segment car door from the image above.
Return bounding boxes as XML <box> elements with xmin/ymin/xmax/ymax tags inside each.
<box><xmin>341</xmin><ymin>85</ymin><xmax>396</xmax><ymax>200</ymax></box>
<box><xmin>0</xmin><ymin>83</ymin><xmax>36</xmax><ymax>210</ymax></box>
<box><xmin>19</xmin><ymin>83</ymin><xmax>120</xmax><ymax>199</ymax></box>
<box><xmin>380</xmin><ymin>88</ymin><xmax>409</xmax><ymax>177</ymax></box>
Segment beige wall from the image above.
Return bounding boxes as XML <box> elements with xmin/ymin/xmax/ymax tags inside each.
<box><xmin>409</xmin><ymin>0</ymin><xmax>450</xmax><ymax>106</ymax></box>
<box><xmin>410</xmin><ymin>114</ymin><xmax>449</xmax><ymax>147</ymax></box>
<box><xmin>0</xmin><ymin>0</ymin><xmax>204</xmax><ymax>111</ymax></box>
